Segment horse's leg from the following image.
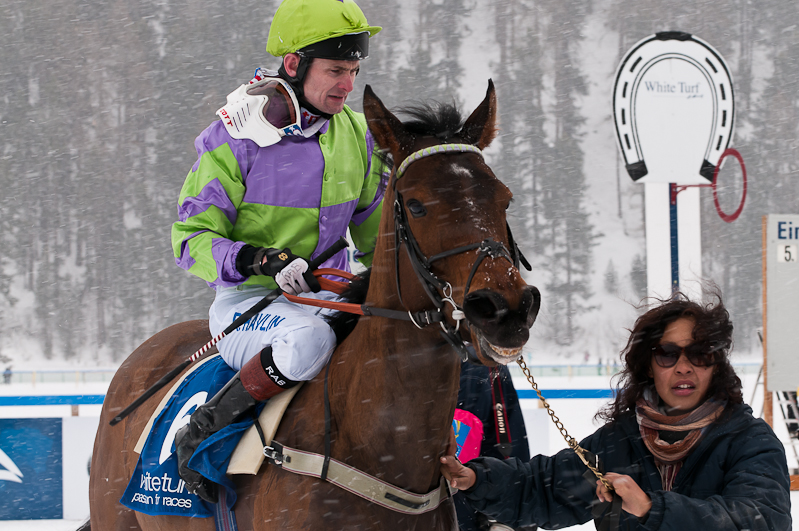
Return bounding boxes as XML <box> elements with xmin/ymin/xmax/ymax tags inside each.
<box><xmin>89</xmin><ymin>347</ymin><xmax>157</xmax><ymax>531</ymax></box>
<box><xmin>88</xmin><ymin>415</ymin><xmax>142</xmax><ymax>531</ymax></box>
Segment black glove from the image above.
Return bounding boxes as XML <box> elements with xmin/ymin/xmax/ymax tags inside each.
<box><xmin>236</xmin><ymin>245</ymin><xmax>321</xmax><ymax>294</ymax></box>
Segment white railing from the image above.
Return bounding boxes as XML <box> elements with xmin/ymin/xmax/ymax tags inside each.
<box><xmin>0</xmin><ymin>362</ymin><xmax>762</xmax><ymax>387</ymax></box>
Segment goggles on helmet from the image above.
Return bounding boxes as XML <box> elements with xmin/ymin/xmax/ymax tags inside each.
<box><xmin>216</xmin><ymin>77</ymin><xmax>303</xmax><ymax>148</ymax></box>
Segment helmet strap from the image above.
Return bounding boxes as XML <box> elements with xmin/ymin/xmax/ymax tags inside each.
<box><xmin>278</xmin><ymin>54</ymin><xmax>312</xmax><ymax>98</ymax></box>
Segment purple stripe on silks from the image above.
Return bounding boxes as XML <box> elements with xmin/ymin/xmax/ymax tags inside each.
<box><xmin>191</xmin><ymin>121</ymin><xmax>258</xmax><ymax>177</ymax></box>
<box><xmin>314</xmin><ymin>200</ymin><xmax>358</xmax><ymax>263</ymax></box>
<box><xmin>178</xmin><ymin>178</ymin><xmax>238</xmax><ymax>225</ymax></box>
<box><xmin>210</xmin><ymin>239</ymin><xmax>248</xmax><ymax>289</ymax></box>
<box><xmin>175</xmin><ymin>230</ymin><xmax>210</xmax><ymax>271</ymax></box>
<box><xmin>350</xmin><ymin>189</ymin><xmax>384</xmax><ymax>226</ymax></box>
<box><xmin>191</xmin><ymin>121</ymin><xmax>323</xmax><ymax>208</ymax></box>
<box><xmin>241</xmin><ymin>135</ymin><xmax>325</xmax><ymax>208</ymax></box>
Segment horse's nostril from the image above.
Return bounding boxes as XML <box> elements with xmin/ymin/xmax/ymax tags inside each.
<box><xmin>463</xmin><ymin>291</ymin><xmax>508</xmax><ymax>324</ymax></box>
<box><xmin>523</xmin><ymin>286</ymin><xmax>542</xmax><ymax>327</ymax></box>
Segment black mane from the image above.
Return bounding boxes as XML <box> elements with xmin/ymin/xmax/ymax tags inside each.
<box><xmin>399</xmin><ymin>102</ymin><xmax>465</xmax><ymax>141</ymax></box>
<box><xmin>324</xmin><ymin>269</ymin><xmax>371</xmax><ymax>344</ymax></box>
<box><xmin>374</xmin><ymin>101</ymin><xmax>467</xmax><ymax>172</ymax></box>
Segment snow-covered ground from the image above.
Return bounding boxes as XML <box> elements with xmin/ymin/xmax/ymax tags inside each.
<box><xmin>2</xmin><ymin>365</ymin><xmax>798</xmax><ymax>529</ymax></box>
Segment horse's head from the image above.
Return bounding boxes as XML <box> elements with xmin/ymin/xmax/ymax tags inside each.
<box><xmin>363</xmin><ymin>81</ymin><xmax>541</xmax><ymax>365</ymax></box>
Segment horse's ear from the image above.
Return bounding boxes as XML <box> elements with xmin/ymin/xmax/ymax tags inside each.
<box><xmin>460</xmin><ymin>79</ymin><xmax>498</xmax><ymax>149</ymax></box>
<box><xmin>363</xmin><ymin>85</ymin><xmax>413</xmax><ymax>159</ymax></box>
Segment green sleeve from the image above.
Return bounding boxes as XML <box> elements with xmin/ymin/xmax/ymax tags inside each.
<box><xmin>349</xmin><ymin>152</ymin><xmax>388</xmax><ymax>268</ymax></box>
<box><xmin>171</xmin><ymin>142</ymin><xmax>246</xmax><ymax>284</ymax></box>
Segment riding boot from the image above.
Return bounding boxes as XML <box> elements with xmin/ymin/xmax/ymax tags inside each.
<box><xmin>174</xmin><ymin>371</ymin><xmax>256</xmax><ymax>503</ymax></box>
<box><xmin>175</xmin><ymin>346</ymin><xmax>299</xmax><ymax>503</ymax></box>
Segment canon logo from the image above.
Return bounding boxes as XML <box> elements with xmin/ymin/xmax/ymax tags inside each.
<box><xmin>495</xmin><ymin>403</ymin><xmax>507</xmax><ymax>434</ymax></box>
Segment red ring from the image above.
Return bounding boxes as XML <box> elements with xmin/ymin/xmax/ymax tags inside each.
<box><xmin>712</xmin><ymin>148</ymin><xmax>747</xmax><ymax>223</ymax></box>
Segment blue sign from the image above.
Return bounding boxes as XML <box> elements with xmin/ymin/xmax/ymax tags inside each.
<box><xmin>0</xmin><ymin>418</ymin><xmax>63</xmax><ymax>520</ymax></box>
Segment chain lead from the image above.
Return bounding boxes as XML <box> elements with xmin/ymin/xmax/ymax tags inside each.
<box><xmin>516</xmin><ymin>357</ymin><xmax>613</xmax><ymax>492</ymax></box>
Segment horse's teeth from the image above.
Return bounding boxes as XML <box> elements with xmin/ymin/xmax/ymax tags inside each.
<box><xmin>491</xmin><ymin>345</ymin><xmax>522</xmax><ymax>357</ymax></box>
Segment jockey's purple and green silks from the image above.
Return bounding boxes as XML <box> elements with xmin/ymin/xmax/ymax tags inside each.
<box><xmin>172</xmin><ymin>105</ymin><xmax>385</xmax><ymax>290</ymax></box>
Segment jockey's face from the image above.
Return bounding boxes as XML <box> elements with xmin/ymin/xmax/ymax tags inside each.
<box><xmin>285</xmin><ymin>54</ymin><xmax>360</xmax><ymax>115</ymax></box>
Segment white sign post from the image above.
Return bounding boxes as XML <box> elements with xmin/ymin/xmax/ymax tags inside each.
<box><xmin>612</xmin><ymin>32</ymin><xmax>735</xmax><ymax>299</ymax></box>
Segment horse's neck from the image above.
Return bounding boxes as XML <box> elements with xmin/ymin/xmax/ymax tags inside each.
<box><xmin>332</xmin><ymin>234</ymin><xmax>461</xmax><ymax>492</ymax></box>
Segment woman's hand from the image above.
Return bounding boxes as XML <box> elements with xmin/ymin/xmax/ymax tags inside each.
<box><xmin>440</xmin><ymin>455</ymin><xmax>476</xmax><ymax>491</ymax></box>
<box><xmin>596</xmin><ymin>472</ymin><xmax>652</xmax><ymax>518</ymax></box>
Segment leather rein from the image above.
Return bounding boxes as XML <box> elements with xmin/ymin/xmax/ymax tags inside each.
<box><xmin>285</xmin><ymin>142</ymin><xmax>531</xmax><ymax>362</ymax></box>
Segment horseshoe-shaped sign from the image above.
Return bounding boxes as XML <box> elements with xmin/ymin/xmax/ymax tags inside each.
<box><xmin>613</xmin><ymin>31</ymin><xmax>735</xmax><ymax>184</ymax></box>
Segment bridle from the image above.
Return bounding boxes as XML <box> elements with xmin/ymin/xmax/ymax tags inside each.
<box><xmin>391</xmin><ymin>143</ymin><xmax>531</xmax><ymax>361</ymax></box>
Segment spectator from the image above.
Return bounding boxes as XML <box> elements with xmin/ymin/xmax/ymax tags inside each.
<box><xmin>453</xmin><ymin>360</ymin><xmax>536</xmax><ymax>531</ymax></box>
<box><xmin>442</xmin><ymin>292</ymin><xmax>791</xmax><ymax>530</ymax></box>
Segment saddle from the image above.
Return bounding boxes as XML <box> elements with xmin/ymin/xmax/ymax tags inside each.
<box><xmin>133</xmin><ymin>355</ymin><xmax>301</xmax><ymax>475</ymax></box>
<box><xmin>122</xmin><ymin>353</ymin><xmax>452</xmax><ymax>518</ymax></box>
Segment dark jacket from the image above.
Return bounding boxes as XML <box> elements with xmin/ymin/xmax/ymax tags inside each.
<box><xmin>455</xmin><ymin>362</ymin><xmax>531</xmax><ymax>531</ymax></box>
<box><xmin>463</xmin><ymin>403</ymin><xmax>791</xmax><ymax>530</ymax></box>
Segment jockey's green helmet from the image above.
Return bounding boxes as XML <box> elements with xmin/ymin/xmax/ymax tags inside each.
<box><xmin>266</xmin><ymin>0</ymin><xmax>382</xmax><ymax>60</ymax></box>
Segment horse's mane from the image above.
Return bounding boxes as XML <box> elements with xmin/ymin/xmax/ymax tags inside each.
<box><xmin>399</xmin><ymin>102</ymin><xmax>465</xmax><ymax>141</ymax></box>
<box><xmin>328</xmin><ymin>103</ymin><xmax>466</xmax><ymax>343</ymax></box>
<box><xmin>325</xmin><ymin>269</ymin><xmax>371</xmax><ymax>344</ymax></box>
<box><xmin>374</xmin><ymin>102</ymin><xmax>467</xmax><ymax>170</ymax></box>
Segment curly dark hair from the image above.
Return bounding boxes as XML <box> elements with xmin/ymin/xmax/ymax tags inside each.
<box><xmin>597</xmin><ymin>290</ymin><xmax>742</xmax><ymax>423</ymax></box>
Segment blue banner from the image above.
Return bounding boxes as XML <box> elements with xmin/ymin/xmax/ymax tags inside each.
<box><xmin>0</xmin><ymin>418</ymin><xmax>63</xmax><ymax>520</ymax></box>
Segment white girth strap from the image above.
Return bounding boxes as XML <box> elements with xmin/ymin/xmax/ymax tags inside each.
<box><xmin>265</xmin><ymin>442</ymin><xmax>453</xmax><ymax>515</ymax></box>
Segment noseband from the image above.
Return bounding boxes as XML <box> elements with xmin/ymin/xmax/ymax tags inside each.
<box><xmin>392</xmin><ymin>143</ymin><xmax>531</xmax><ymax>361</ymax></box>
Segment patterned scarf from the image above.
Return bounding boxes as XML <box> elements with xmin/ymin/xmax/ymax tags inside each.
<box><xmin>636</xmin><ymin>391</ymin><xmax>725</xmax><ymax>491</ymax></box>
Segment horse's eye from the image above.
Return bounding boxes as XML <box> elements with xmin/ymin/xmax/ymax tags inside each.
<box><xmin>407</xmin><ymin>199</ymin><xmax>427</xmax><ymax>218</ymax></box>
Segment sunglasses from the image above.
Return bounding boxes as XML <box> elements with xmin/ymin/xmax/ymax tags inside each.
<box><xmin>651</xmin><ymin>342</ymin><xmax>717</xmax><ymax>368</ymax></box>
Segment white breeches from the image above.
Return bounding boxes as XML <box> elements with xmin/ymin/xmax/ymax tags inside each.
<box><xmin>209</xmin><ymin>285</ymin><xmax>339</xmax><ymax>382</ymax></box>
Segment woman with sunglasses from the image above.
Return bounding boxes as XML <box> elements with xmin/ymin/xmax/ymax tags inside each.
<box><xmin>441</xmin><ymin>293</ymin><xmax>791</xmax><ymax>530</ymax></box>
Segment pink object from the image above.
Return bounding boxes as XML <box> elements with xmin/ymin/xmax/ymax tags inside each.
<box><xmin>452</xmin><ymin>408</ymin><xmax>484</xmax><ymax>462</ymax></box>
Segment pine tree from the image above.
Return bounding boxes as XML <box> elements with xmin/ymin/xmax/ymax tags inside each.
<box><xmin>604</xmin><ymin>261</ymin><xmax>619</xmax><ymax>294</ymax></box>
<box><xmin>396</xmin><ymin>0</ymin><xmax>467</xmax><ymax>107</ymax></box>
<box><xmin>630</xmin><ymin>254</ymin><xmax>647</xmax><ymax>300</ymax></box>
<box><xmin>535</xmin><ymin>0</ymin><xmax>598</xmax><ymax>345</ymax></box>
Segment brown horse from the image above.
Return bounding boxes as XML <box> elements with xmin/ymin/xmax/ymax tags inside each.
<box><xmin>87</xmin><ymin>81</ymin><xmax>540</xmax><ymax>531</ymax></box>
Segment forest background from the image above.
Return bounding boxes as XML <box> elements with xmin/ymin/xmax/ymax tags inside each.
<box><xmin>0</xmin><ymin>0</ymin><xmax>796</xmax><ymax>366</ymax></box>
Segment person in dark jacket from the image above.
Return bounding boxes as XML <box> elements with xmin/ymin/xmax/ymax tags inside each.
<box><xmin>441</xmin><ymin>293</ymin><xmax>791</xmax><ymax>530</ymax></box>
<box><xmin>454</xmin><ymin>361</ymin><xmax>535</xmax><ymax>531</ymax></box>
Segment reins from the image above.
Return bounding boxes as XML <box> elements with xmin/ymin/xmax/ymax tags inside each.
<box><xmin>287</xmin><ymin>143</ymin><xmax>617</xmax><ymax>511</ymax></box>
<box><xmin>286</xmin><ymin>273</ymin><xmax>616</xmax><ymax>496</ymax></box>
<box><xmin>286</xmin><ymin>143</ymin><xmax>531</xmax><ymax>364</ymax></box>
<box><xmin>282</xmin><ymin>269</ymin><xmax>446</xmax><ymax>328</ymax></box>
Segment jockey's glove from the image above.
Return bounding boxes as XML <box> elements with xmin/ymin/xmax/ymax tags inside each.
<box><xmin>236</xmin><ymin>245</ymin><xmax>321</xmax><ymax>295</ymax></box>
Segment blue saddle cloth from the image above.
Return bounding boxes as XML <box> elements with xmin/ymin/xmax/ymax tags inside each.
<box><xmin>120</xmin><ymin>355</ymin><xmax>264</xmax><ymax>517</ymax></box>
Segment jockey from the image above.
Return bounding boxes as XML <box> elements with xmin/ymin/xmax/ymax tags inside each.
<box><xmin>171</xmin><ymin>0</ymin><xmax>383</xmax><ymax>503</ymax></box>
